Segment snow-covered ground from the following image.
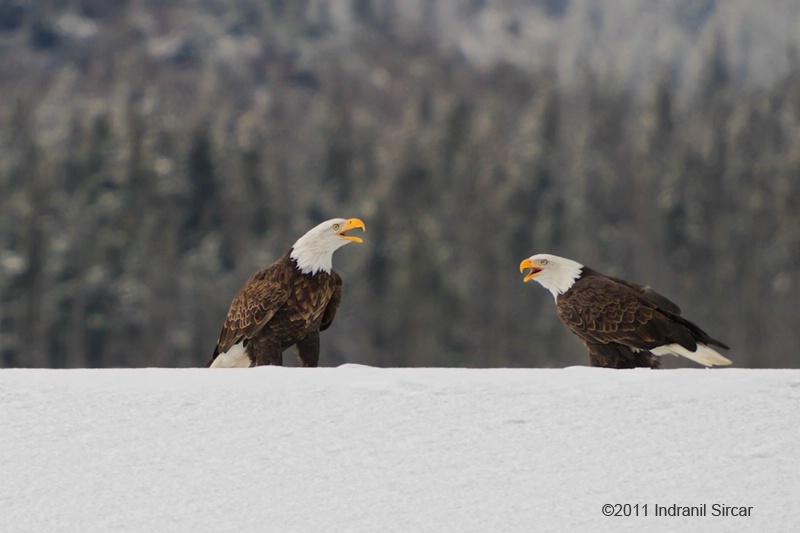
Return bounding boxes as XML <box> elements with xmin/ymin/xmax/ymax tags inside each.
<box><xmin>1</xmin><ymin>366</ymin><xmax>797</xmax><ymax>532</ymax></box>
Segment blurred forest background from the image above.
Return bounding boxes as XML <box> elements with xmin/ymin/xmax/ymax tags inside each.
<box><xmin>1</xmin><ymin>0</ymin><xmax>799</xmax><ymax>369</ymax></box>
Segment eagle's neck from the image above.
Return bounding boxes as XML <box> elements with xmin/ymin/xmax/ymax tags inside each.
<box><xmin>541</xmin><ymin>262</ymin><xmax>584</xmax><ymax>300</ymax></box>
<box><xmin>289</xmin><ymin>235</ymin><xmax>340</xmax><ymax>275</ymax></box>
<box><xmin>289</xmin><ymin>246</ymin><xmax>333</xmax><ymax>275</ymax></box>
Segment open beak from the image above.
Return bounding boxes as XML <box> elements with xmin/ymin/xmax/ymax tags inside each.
<box><xmin>519</xmin><ymin>258</ymin><xmax>542</xmax><ymax>282</ymax></box>
<box><xmin>338</xmin><ymin>218</ymin><xmax>366</xmax><ymax>243</ymax></box>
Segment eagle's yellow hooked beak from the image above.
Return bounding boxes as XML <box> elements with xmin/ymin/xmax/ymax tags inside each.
<box><xmin>520</xmin><ymin>258</ymin><xmax>542</xmax><ymax>282</ymax></box>
<box><xmin>338</xmin><ymin>218</ymin><xmax>366</xmax><ymax>243</ymax></box>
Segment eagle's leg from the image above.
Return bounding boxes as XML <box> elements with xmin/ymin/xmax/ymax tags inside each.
<box><xmin>296</xmin><ymin>331</ymin><xmax>320</xmax><ymax>367</ymax></box>
<box><xmin>250</xmin><ymin>336</ymin><xmax>283</xmax><ymax>366</ymax></box>
<box><xmin>583</xmin><ymin>341</ymin><xmax>659</xmax><ymax>369</ymax></box>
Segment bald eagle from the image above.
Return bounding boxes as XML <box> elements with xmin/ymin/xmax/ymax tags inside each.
<box><xmin>209</xmin><ymin>218</ymin><xmax>365</xmax><ymax>368</ymax></box>
<box><xmin>519</xmin><ymin>254</ymin><xmax>731</xmax><ymax>369</ymax></box>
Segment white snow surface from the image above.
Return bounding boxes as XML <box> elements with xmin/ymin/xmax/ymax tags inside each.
<box><xmin>1</xmin><ymin>366</ymin><xmax>798</xmax><ymax>533</ymax></box>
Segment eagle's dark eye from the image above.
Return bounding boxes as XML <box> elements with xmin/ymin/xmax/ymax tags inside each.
<box><xmin>333</xmin><ymin>224</ymin><xmax>340</xmax><ymax>230</ymax></box>
<box><xmin>540</xmin><ymin>259</ymin><xmax>548</xmax><ymax>265</ymax></box>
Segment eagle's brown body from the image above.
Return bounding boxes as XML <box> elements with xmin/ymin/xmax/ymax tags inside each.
<box><xmin>209</xmin><ymin>253</ymin><xmax>342</xmax><ymax>367</ymax></box>
<box><xmin>555</xmin><ymin>268</ymin><xmax>728</xmax><ymax>369</ymax></box>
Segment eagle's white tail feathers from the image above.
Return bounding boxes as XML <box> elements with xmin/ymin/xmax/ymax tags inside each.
<box><xmin>209</xmin><ymin>342</ymin><xmax>251</xmax><ymax>368</ymax></box>
<box><xmin>651</xmin><ymin>343</ymin><xmax>732</xmax><ymax>367</ymax></box>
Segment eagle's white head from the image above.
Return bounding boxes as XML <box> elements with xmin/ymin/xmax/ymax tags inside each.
<box><xmin>519</xmin><ymin>253</ymin><xmax>584</xmax><ymax>299</ymax></box>
<box><xmin>290</xmin><ymin>218</ymin><xmax>365</xmax><ymax>275</ymax></box>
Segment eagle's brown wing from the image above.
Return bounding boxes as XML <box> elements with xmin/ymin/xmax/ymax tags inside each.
<box><xmin>319</xmin><ymin>271</ymin><xmax>343</xmax><ymax>332</ymax></box>
<box><xmin>602</xmin><ymin>274</ymin><xmax>728</xmax><ymax>350</ymax></box>
<box><xmin>213</xmin><ymin>262</ymin><xmax>292</xmax><ymax>356</ymax></box>
<box><xmin>557</xmin><ymin>276</ymin><xmax>697</xmax><ymax>352</ymax></box>
<box><xmin>606</xmin><ymin>274</ymin><xmax>682</xmax><ymax>315</ymax></box>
